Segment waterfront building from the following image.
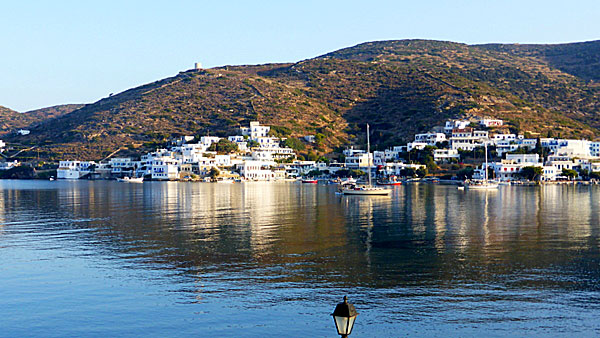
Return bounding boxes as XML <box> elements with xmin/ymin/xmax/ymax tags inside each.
<box><xmin>380</xmin><ymin>162</ymin><xmax>425</xmax><ymax>176</ymax></box>
<box><xmin>150</xmin><ymin>156</ymin><xmax>181</xmax><ymax>180</ymax></box>
<box><xmin>109</xmin><ymin>158</ymin><xmax>137</xmax><ymax>177</ymax></box>
<box><xmin>238</xmin><ymin>160</ymin><xmax>277</xmax><ymax>180</ymax></box>
<box><xmin>57</xmin><ymin>160</ymin><xmax>96</xmax><ymax>179</ymax></box>
<box><xmin>283</xmin><ymin>161</ymin><xmax>318</xmax><ymax>177</ymax></box>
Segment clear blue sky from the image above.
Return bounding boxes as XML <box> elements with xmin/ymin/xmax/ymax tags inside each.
<box><xmin>1</xmin><ymin>0</ymin><xmax>598</xmax><ymax>112</ymax></box>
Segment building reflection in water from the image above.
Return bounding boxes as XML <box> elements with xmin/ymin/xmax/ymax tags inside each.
<box><xmin>3</xmin><ymin>180</ymin><xmax>600</xmax><ymax>293</ymax></box>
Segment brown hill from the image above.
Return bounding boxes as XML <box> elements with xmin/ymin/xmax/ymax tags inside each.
<box><xmin>0</xmin><ymin>104</ymin><xmax>83</xmax><ymax>136</ymax></box>
<box><xmin>9</xmin><ymin>39</ymin><xmax>600</xmax><ymax>160</ymax></box>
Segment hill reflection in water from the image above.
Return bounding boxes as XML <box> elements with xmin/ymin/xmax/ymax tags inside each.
<box><xmin>1</xmin><ymin>181</ymin><xmax>600</xmax><ymax>336</ymax></box>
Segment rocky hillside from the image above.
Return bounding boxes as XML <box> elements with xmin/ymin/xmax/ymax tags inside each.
<box><xmin>7</xmin><ymin>39</ymin><xmax>600</xmax><ymax>160</ymax></box>
<box><xmin>478</xmin><ymin>40</ymin><xmax>600</xmax><ymax>82</ymax></box>
<box><xmin>0</xmin><ymin>104</ymin><xmax>83</xmax><ymax>136</ymax></box>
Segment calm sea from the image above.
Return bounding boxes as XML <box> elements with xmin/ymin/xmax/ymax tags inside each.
<box><xmin>1</xmin><ymin>180</ymin><xmax>600</xmax><ymax>337</ymax></box>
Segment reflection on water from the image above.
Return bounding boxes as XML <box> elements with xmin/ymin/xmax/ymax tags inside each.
<box><xmin>1</xmin><ymin>181</ymin><xmax>600</xmax><ymax>337</ymax></box>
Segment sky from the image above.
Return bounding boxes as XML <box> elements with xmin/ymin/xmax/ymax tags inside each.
<box><xmin>1</xmin><ymin>0</ymin><xmax>599</xmax><ymax>112</ymax></box>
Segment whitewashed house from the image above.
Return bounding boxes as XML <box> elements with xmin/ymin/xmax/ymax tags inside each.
<box><xmin>414</xmin><ymin>132</ymin><xmax>446</xmax><ymax>146</ymax></box>
<box><xmin>479</xmin><ymin>118</ymin><xmax>503</xmax><ymax>128</ymax></box>
<box><xmin>150</xmin><ymin>156</ymin><xmax>181</xmax><ymax>180</ymax></box>
<box><xmin>240</xmin><ymin>121</ymin><xmax>270</xmax><ymax>140</ymax></box>
<box><xmin>57</xmin><ymin>161</ymin><xmax>96</xmax><ymax>179</ymax></box>
<box><xmin>434</xmin><ymin>149</ymin><xmax>460</xmax><ymax>163</ymax></box>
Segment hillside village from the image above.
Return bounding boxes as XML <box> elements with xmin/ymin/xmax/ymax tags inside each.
<box><xmin>3</xmin><ymin>117</ymin><xmax>600</xmax><ymax>183</ymax></box>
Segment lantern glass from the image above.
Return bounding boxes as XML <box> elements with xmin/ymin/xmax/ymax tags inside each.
<box><xmin>333</xmin><ymin>314</ymin><xmax>357</xmax><ymax>335</ymax></box>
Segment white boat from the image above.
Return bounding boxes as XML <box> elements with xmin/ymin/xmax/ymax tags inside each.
<box><xmin>466</xmin><ymin>179</ymin><xmax>499</xmax><ymax>190</ymax></box>
<box><xmin>465</xmin><ymin>143</ymin><xmax>498</xmax><ymax>190</ymax></box>
<box><xmin>117</xmin><ymin>176</ymin><xmax>144</xmax><ymax>183</ymax></box>
<box><xmin>217</xmin><ymin>179</ymin><xmax>235</xmax><ymax>184</ymax></box>
<box><xmin>341</xmin><ymin>124</ymin><xmax>391</xmax><ymax>196</ymax></box>
<box><xmin>342</xmin><ymin>185</ymin><xmax>393</xmax><ymax>195</ymax></box>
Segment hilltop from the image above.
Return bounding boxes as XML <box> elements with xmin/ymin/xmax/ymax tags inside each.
<box><xmin>6</xmin><ymin>39</ymin><xmax>600</xmax><ymax>160</ymax></box>
<box><xmin>0</xmin><ymin>104</ymin><xmax>83</xmax><ymax>136</ymax></box>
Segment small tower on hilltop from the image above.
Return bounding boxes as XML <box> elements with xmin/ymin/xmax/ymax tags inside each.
<box><xmin>194</xmin><ymin>62</ymin><xmax>202</xmax><ymax>71</ymax></box>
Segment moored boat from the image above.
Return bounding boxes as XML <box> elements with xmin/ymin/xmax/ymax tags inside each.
<box><xmin>465</xmin><ymin>143</ymin><xmax>497</xmax><ymax>190</ymax></box>
<box><xmin>117</xmin><ymin>177</ymin><xmax>144</xmax><ymax>183</ymax></box>
<box><xmin>377</xmin><ymin>180</ymin><xmax>402</xmax><ymax>186</ymax></box>
<box><xmin>302</xmin><ymin>179</ymin><xmax>318</xmax><ymax>184</ymax></box>
<box><xmin>341</xmin><ymin>124</ymin><xmax>390</xmax><ymax>196</ymax></box>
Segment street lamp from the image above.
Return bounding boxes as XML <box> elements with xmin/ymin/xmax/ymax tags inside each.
<box><xmin>331</xmin><ymin>296</ymin><xmax>358</xmax><ymax>337</ymax></box>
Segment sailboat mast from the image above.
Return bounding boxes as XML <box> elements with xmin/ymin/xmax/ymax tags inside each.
<box><xmin>484</xmin><ymin>142</ymin><xmax>488</xmax><ymax>182</ymax></box>
<box><xmin>367</xmin><ymin>124</ymin><xmax>372</xmax><ymax>187</ymax></box>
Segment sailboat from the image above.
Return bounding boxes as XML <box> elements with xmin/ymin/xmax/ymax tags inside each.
<box><xmin>342</xmin><ymin>124</ymin><xmax>391</xmax><ymax>196</ymax></box>
<box><xmin>465</xmin><ymin>142</ymin><xmax>498</xmax><ymax>190</ymax></box>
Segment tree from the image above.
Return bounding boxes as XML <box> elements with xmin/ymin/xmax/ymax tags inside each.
<box><xmin>317</xmin><ymin>156</ymin><xmax>330</xmax><ymax>164</ymax></box>
<box><xmin>590</xmin><ymin>171</ymin><xmax>600</xmax><ymax>180</ymax></box>
<box><xmin>518</xmin><ymin>166</ymin><xmax>543</xmax><ymax>181</ymax></box>
<box><xmin>208</xmin><ymin>167</ymin><xmax>220</xmax><ymax>179</ymax></box>
<box><xmin>416</xmin><ymin>167</ymin><xmax>428</xmax><ymax>177</ymax></box>
<box><xmin>315</xmin><ymin>133</ymin><xmax>325</xmax><ymax>145</ymax></box>
<box><xmin>334</xmin><ymin>169</ymin><xmax>365</xmax><ymax>178</ymax></box>
<box><xmin>306</xmin><ymin>151</ymin><xmax>318</xmax><ymax>161</ymax></box>
<box><xmin>208</xmin><ymin>139</ymin><xmax>238</xmax><ymax>154</ymax></box>
<box><xmin>306</xmin><ymin>169</ymin><xmax>322</xmax><ymax>177</ymax></box>
<box><xmin>247</xmin><ymin>140</ymin><xmax>260</xmax><ymax>148</ymax></box>
<box><xmin>456</xmin><ymin>167</ymin><xmax>474</xmax><ymax>180</ymax></box>
<box><xmin>268</xmin><ymin>126</ymin><xmax>292</xmax><ymax>138</ymax></box>
<box><xmin>561</xmin><ymin>168</ymin><xmax>578</xmax><ymax>180</ymax></box>
<box><xmin>400</xmin><ymin>167</ymin><xmax>416</xmax><ymax>178</ymax></box>
<box><xmin>282</xmin><ymin>137</ymin><xmax>305</xmax><ymax>151</ymax></box>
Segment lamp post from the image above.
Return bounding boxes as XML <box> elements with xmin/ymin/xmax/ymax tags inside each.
<box><xmin>331</xmin><ymin>296</ymin><xmax>358</xmax><ymax>338</ymax></box>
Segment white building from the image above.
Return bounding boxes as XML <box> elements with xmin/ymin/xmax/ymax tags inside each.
<box><xmin>0</xmin><ymin>160</ymin><xmax>19</xmax><ymax>170</ymax></box>
<box><xmin>444</xmin><ymin>120</ymin><xmax>470</xmax><ymax>134</ymax></box>
<box><xmin>540</xmin><ymin>139</ymin><xmax>592</xmax><ymax>157</ymax></box>
<box><xmin>479</xmin><ymin>118</ymin><xmax>503</xmax><ymax>128</ymax></box>
<box><xmin>256</xmin><ymin>136</ymin><xmax>280</xmax><ymax>148</ymax></box>
<box><xmin>240</xmin><ymin>121</ymin><xmax>270</xmax><ymax>140</ymax></box>
<box><xmin>150</xmin><ymin>156</ymin><xmax>181</xmax><ymax>180</ymax></box>
<box><xmin>434</xmin><ymin>149</ymin><xmax>460</xmax><ymax>163</ymax></box>
<box><xmin>238</xmin><ymin>160</ymin><xmax>277</xmax><ymax>180</ymax></box>
<box><xmin>450</xmin><ymin>128</ymin><xmax>488</xmax><ymax>151</ymax></box>
<box><xmin>57</xmin><ymin>161</ymin><xmax>96</xmax><ymax>179</ymax></box>
<box><xmin>199</xmin><ymin>136</ymin><xmax>222</xmax><ymax>148</ymax></box>
<box><xmin>109</xmin><ymin>158</ymin><xmax>137</xmax><ymax>176</ymax></box>
<box><xmin>284</xmin><ymin>161</ymin><xmax>318</xmax><ymax>177</ymax></box>
<box><xmin>252</xmin><ymin>147</ymin><xmax>295</xmax><ymax>161</ymax></box>
<box><xmin>406</xmin><ymin>142</ymin><xmax>428</xmax><ymax>152</ymax></box>
<box><xmin>506</xmin><ymin>154</ymin><xmax>540</xmax><ymax>164</ymax></box>
<box><xmin>380</xmin><ymin>163</ymin><xmax>425</xmax><ymax>176</ymax></box>
<box><xmin>414</xmin><ymin>132</ymin><xmax>446</xmax><ymax>146</ymax></box>
<box><xmin>0</xmin><ymin>139</ymin><xmax>5</xmax><ymax>152</ymax></box>
<box><xmin>345</xmin><ymin>151</ymin><xmax>371</xmax><ymax>169</ymax></box>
